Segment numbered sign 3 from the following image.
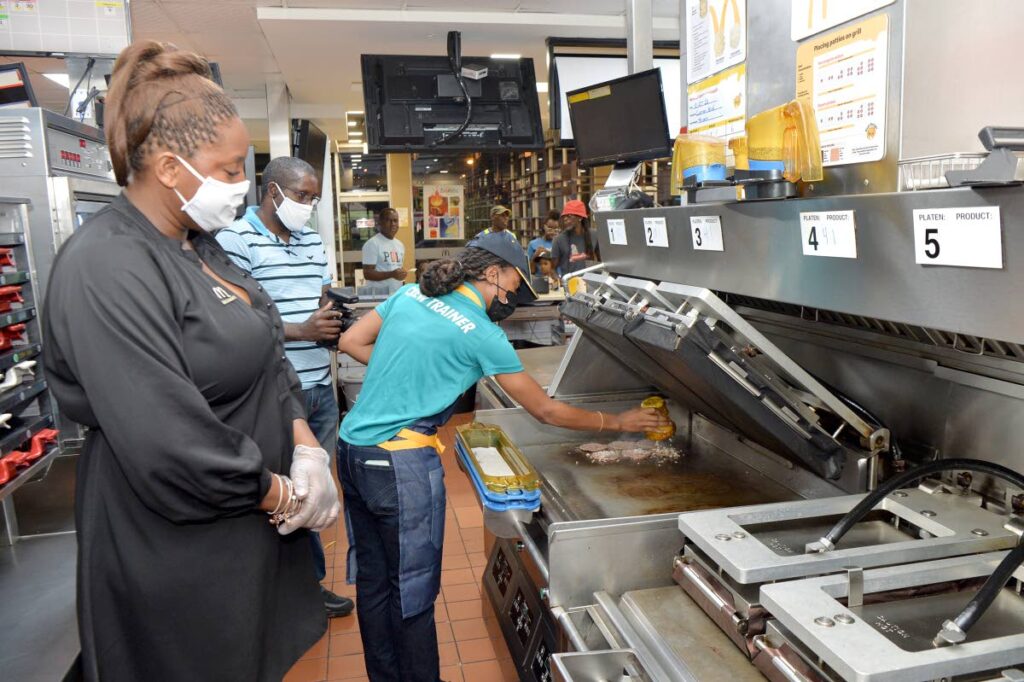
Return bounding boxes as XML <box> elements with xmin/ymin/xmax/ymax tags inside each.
<box><xmin>912</xmin><ymin>207</ymin><xmax>1003</xmax><ymax>269</ymax></box>
<box><xmin>800</xmin><ymin>211</ymin><xmax>858</xmax><ymax>259</ymax></box>
<box><xmin>643</xmin><ymin>217</ymin><xmax>669</xmax><ymax>248</ymax></box>
<box><xmin>690</xmin><ymin>216</ymin><xmax>724</xmax><ymax>251</ymax></box>
<box><xmin>607</xmin><ymin>218</ymin><xmax>628</xmax><ymax>246</ymax></box>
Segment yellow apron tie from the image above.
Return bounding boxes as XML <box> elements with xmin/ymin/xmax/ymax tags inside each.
<box><xmin>454</xmin><ymin>284</ymin><xmax>484</xmax><ymax>310</ymax></box>
<box><xmin>377</xmin><ymin>428</ymin><xmax>446</xmax><ymax>455</ymax></box>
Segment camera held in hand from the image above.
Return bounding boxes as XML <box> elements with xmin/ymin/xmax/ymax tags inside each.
<box><xmin>318</xmin><ymin>288</ymin><xmax>359</xmax><ymax>348</ymax></box>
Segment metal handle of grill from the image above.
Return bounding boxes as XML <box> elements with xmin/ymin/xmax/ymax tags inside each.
<box><xmin>550</xmin><ymin>606</ymin><xmax>590</xmax><ymax>653</ymax></box>
<box><xmin>754</xmin><ymin>635</ymin><xmax>816</xmax><ymax>682</ymax></box>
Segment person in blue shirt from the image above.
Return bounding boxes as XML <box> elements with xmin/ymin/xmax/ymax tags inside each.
<box><xmin>216</xmin><ymin>157</ymin><xmax>353</xmax><ymax>620</ymax></box>
<box><xmin>526</xmin><ymin>209</ymin><xmax>561</xmax><ymax>273</ymax></box>
<box><xmin>336</xmin><ymin>232</ymin><xmax>669</xmax><ymax>682</ymax></box>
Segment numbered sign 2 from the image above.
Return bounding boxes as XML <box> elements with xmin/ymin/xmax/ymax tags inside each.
<box><xmin>607</xmin><ymin>218</ymin><xmax>627</xmax><ymax>246</ymax></box>
<box><xmin>912</xmin><ymin>207</ymin><xmax>1002</xmax><ymax>269</ymax></box>
<box><xmin>800</xmin><ymin>211</ymin><xmax>858</xmax><ymax>258</ymax></box>
<box><xmin>643</xmin><ymin>217</ymin><xmax>669</xmax><ymax>248</ymax></box>
<box><xmin>690</xmin><ymin>216</ymin><xmax>724</xmax><ymax>251</ymax></box>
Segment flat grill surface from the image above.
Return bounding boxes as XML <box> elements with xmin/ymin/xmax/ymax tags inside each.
<box><xmin>519</xmin><ymin>437</ymin><xmax>796</xmax><ymax>521</ymax></box>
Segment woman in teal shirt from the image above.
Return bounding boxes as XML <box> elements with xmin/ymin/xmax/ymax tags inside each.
<box><xmin>337</xmin><ymin>232</ymin><xmax>667</xmax><ymax>682</ymax></box>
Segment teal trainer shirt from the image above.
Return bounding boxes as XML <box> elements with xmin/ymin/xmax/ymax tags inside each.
<box><xmin>340</xmin><ymin>282</ymin><xmax>524</xmax><ymax>445</ymax></box>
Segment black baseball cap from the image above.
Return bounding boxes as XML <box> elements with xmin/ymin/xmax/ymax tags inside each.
<box><xmin>466</xmin><ymin>232</ymin><xmax>538</xmax><ymax>302</ymax></box>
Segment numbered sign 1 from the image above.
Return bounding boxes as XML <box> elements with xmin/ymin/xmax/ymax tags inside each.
<box><xmin>690</xmin><ymin>216</ymin><xmax>724</xmax><ymax>251</ymax></box>
<box><xmin>607</xmin><ymin>218</ymin><xmax>627</xmax><ymax>246</ymax></box>
<box><xmin>800</xmin><ymin>211</ymin><xmax>858</xmax><ymax>259</ymax></box>
<box><xmin>643</xmin><ymin>217</ymin><xmax>669</xmax><ymax>248</ymax></box>
<box><xmin>912</xmin><ymin>207</ymin><xmax>1003</xmax><ymax>269</ymax></box>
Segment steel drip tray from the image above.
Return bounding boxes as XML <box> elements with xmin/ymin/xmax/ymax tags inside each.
<box><xmin>760</xmin><ymin>552</ymin><xmax>1024</xmax><ymax>681</ymax></box>
<box><xmin>679</xmin><ymin>489</ymin><xmax>1015</xmax><ymax>583</ymax></box>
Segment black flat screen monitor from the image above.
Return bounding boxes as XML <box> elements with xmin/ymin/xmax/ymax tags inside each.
<box><xmin>567</xmin><ymin>68</ymin><xmax>671</xmax><ymax>168</ymax></box>
<box><xmin>361</xmin><ymin>54</ymin><xmax>543</xmax><ymax>152</ymax></box>
<box><xmin>292</xmin><ymin>119</ymin><xmax>328</xmax><ymax>190</ymax></box>
<box><xmin>0</xmin><ymin>63</ymin><xmax>37</xmax><ymax>109</ymax></box>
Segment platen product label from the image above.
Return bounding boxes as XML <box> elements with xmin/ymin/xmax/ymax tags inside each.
<box><xmin>913</xmin><ymin>207</ymin><xmax>1002</xmax><ymax>269</ymax></box>
<box><xmin>800</xmin><ymin>210</ymin><xmax>857</xmax><ymax>258</ymax></box>
<box><xmin>643</xmin><ymin>217</ymin><xmax>669</xmax><ymax>248</ymax></box>
<box><xmin>607</xmin><ymin>218</ymin><xmax>627</xmax><ymax>246</ymax></box>
<box><xmin>690</xmin><ymin>216</ymin><xmax>724</xmax><ymax>251</ymax></box>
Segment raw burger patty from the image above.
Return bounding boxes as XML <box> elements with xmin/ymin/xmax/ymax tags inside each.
<box><xmin>579</xmin><ymin>442</ymin><xmax>607</xmax><ymax>453</ymax></box>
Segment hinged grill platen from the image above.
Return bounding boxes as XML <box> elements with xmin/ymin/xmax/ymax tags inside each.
<box><xmin>561</xmin><ymin>273</ymin><xmax>890</xmax><ymax>490</ymax></box>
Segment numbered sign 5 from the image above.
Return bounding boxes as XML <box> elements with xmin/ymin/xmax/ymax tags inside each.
<box><xmin>912</xmin><ymin>207</ymin><xmax>1003</xmax><ymax>269</ymax></box>
<box><xmin>643</xmin><ymin>217</ymin><xmax>669</xmax><ymax>248</ymax></box>
<box><xmin>800</xmin><ymin>211</ymin><xmax>858</xmax><ymax>258</ymax></box>
<box><xmin>690</xmin><ymin>216</ymin><xmax>724</xmax><ymax>251</ymax></box>
<box><xmin>607</xmin><ymin>218</ymin><xmax>627</xmax><ymax>246</ymax></box>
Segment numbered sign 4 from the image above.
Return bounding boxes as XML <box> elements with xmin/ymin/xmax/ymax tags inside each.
<box><xmin>643</xmin><ymin>217</ymin><xmax>669</xmax><ymax>248</ymax></box>
<box><xmin>912</xmin><ymin>207</ymin><xmax>1003</xmax><ymax>269</ymax></box>
<box><xmin>690</xmin><ymin>216</ymin><xmax>724</xmax><ymax>251</ymax></box>
<box><xmin>800</xmin><ymin>211</ymin><xmax>858</xmax><ymax>259</ymax></box>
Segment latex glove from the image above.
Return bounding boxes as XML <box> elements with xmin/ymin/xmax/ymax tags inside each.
<box><xmin>278</xmin><ymin>444</ymin><xmax>340</xmax><ymax>535</ymax></box>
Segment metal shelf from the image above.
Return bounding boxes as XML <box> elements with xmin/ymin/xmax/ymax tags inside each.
<box><xmin>0</xmin><ymin>413</ymin><xmax>53</xmax><ymax>457</ymax></box>
<box><xmin>0</xmin><ymin>344</ymin><xmax>40</xmax><ymax>373</ymax></box>
<box><xmin>0</xmin><ymin>233</ymin><xmax>25</xmax><ymax>247</ymax></box>
<box><xmin>0</xmin><ymin>379</ymin><xmax>47</xmax><ymax>415</ymax></box>
<box><xmin>0</xmin><ymin>307</ymin><xmax>35</xmax><ymax>328</ymax></box>
<box><xmin>0</xmin><ymin>272</ymin><xmax>29</xmax><ymax>287</ymax></box>
<box><xmin>0</xmin><ymin>446</ymin><xmax>60</xmax><ymax>502</ymax></box>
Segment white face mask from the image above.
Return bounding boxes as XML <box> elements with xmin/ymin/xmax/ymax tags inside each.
<box><xmin>270</xmin><ymin>182</ymin><xmax>315</xmax><ymax>233</ymax></box>
<box><xmin>173</xmin><ymin>155</ymin><xmax>250</xmax><ymax>232</ymax></box>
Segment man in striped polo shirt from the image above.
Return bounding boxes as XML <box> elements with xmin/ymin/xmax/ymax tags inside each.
<box><xmin>216</xmin><ymin>157</ymin><xmax>354</xmax><ymax>619</ymax></box>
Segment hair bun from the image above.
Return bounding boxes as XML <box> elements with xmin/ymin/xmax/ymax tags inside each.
<box><xmin>114</xmin><ymin>40</ymin><xmax>212</xmax><ymax>89</ymax></box>
<box><xmin>419</xmin><ymin>258</ymin><xmax>465</xmax><ymax>297</ymax></box>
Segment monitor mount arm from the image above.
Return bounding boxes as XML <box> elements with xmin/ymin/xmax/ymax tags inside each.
<box><xmin>432</xmin><ymin>31</ymin><xmax>473</xmax><ymax>147</ymax></box>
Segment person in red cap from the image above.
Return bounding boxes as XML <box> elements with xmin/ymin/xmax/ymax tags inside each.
<box><xmin>551</xmin><ymin>199</ymin><xmax>597</xmax><ymax>276</ymax></box>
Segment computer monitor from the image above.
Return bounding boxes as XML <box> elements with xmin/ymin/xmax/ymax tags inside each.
<box><xmin>361</xmin><ymin>54</ymin><xmax>543</xmax><ymax>152</ymax></box>
<box><xmin>292</xmin><ymin>119</ymin><xmax>328</xmax><ymax>191</ymax></box>
<box><xmin>566</xmin><ymin>68</ymin><xmax>672</xmax><ymax>168</ymax></box>
<box><xmin>0</xmin><ymin>63</ymin><xmax>38</xmax><ymax>110</ymax></box>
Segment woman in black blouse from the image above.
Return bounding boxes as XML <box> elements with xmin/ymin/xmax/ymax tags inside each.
<box><xmin>42</xmin><ymin>42</ymin><xmax>338</xmax><ymax>681</ymax></box>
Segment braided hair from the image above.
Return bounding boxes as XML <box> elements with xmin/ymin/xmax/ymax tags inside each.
<box><xmin>419</xmin><ymin>247</ymin><xmax>508</xmax><ymax>298</ymax></box>
<box><xmin>104</xmin><ymin>40</ymin><xmax>238</xmax><ymax>186</ymax></box>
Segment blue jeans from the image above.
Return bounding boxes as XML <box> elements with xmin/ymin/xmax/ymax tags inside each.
<box><xmin>338</xmin><ymin>439</ymin><xmax>443</xmax><ymax>682</ymax></box>
<box><xmin>303</xmin><ymin>382</ymin><xmax>339</xmax><ymax>583</ymax></box>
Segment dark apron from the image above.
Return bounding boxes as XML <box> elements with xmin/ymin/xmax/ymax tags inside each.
<box><xmin>346</xmin><ymin>402</ymin><xmax>456</xmax><ymax>618</ymax></box>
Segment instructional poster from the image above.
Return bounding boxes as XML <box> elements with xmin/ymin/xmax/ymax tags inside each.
<box><xmin>422</xmin><ymin>184</ymin><xmax>464</xmax><ymax>241</ymax></box>
<box><xmin>796</xmin><ymin>14</ymin><xmax>888</xmax><ymax>167</ymax></box>
<box><xmin>686</xmin><ymin>0</ymin><xmax>746</xmax><ymax>84</ymax></box>
<box><xmin>687</xmin><ymin>63</ymin><xmax>746</xmax><ymax>163</ymax></box>
<box><xmin>2</xmin><ymin>0</ymin><xmax>129</xmax><ymax>54</ymax></box>
<box><xmin>792</xmin><ymin>0</ymin><xmax>894</xmax><ymax>40</ymax></box>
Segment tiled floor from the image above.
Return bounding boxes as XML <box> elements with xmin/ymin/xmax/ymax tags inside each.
<box><xmin>285</xmin><ymin>414</ymin><xmax>519</xmax><ymax>682</ymax></box>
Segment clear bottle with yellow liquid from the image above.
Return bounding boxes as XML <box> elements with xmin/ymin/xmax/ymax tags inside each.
<box><xmin>641</xmin><ymin>396</ymin><xmax>676</xmax><ymax>442</ymax></box>
<box><xmin>671</xmin><ymin>134</ymin><xmax>727</xmax><ymax>195</ymax></box>
<box><xmin>745</xmin><ymin>99</ymin><xmax>823</xmax><ymax>183</ymax></box>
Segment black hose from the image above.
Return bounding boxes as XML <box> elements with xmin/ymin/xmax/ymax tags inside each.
<box><xmin>813</xmin><ymin>458</ymin><xmax>1024</xmax><ymax>551</ymax></box>
<box><xmin>433</xmin><ymin>31</ymin><xmax>472</xmax><ymax>147</ymax></box>
<box><xmin>811</xmin><ymin>373</ymin><xmax>903</xmax><ymax>460</ymax></box>
<box><xmin>952</xmin><ymin>541</ymin><xmax>1024</xmax><ymax>634</ymax></box>
<box><xmin>64</xmin><ymin>57</ymin><xmax>95</xmax><ymax>117</ymax></box>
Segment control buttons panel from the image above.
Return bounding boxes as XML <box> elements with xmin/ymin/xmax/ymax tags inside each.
<box><xmin>510</xmin><ymin>587</ymin><xmax>534</xmax><ymax>647</ymax></box>
<box><xmin>531</xmin><ymin>639</ymin><xmax>552</xmax><ymax>682</ymax></box>
<box><xmin>47</xmin><ymin>128</ymin><xmax>114</xmax><ymax>180</ymax></box>
<box><xmin>491</xmin><ymin>547</ymin><xmax>513</xmax><ymax>597</ymax></box>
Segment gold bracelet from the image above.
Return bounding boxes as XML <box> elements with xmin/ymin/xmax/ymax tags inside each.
<box><xmin>597</xmin><ymin>411</ymin><xmax>605</xmax><ymax>432</ymax></box>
